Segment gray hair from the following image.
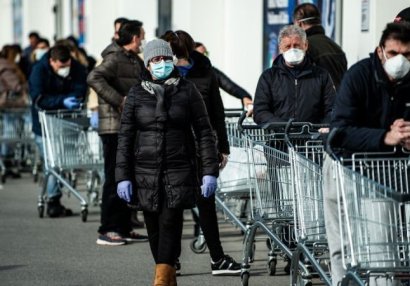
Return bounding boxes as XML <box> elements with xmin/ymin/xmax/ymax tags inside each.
<box><xmin>278</xmin><ymin>25</ymin><xmax>307</xmax><ymax>45</ymax></box>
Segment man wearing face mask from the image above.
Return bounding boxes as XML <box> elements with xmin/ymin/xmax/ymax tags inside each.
<box><xmin>29</xmin><ymin>44</ymin><xmax>87</xmax><ymax>217</ymax></box>
<box><xmin>254</xmin><ymin>25</ymin><xmax>335</xmax><ymax>126</ymax></box>
<box><xmin>323</xmin><ymin>22</ymin><xmax>410</xmax><ymax>286</ymax></box>
<box><xmin>87</xmin><ymin>20</ymin><xmax>148</xmax><ymax>246</ymax></box>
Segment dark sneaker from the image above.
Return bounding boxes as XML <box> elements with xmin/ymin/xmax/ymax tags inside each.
<box><xmin>47</xmin><ymin>199</ymin><xmax>73</xmax><ymax>218</ymax></box>
<box><xmin>175</xmin><ymin>258</ymin><xmax>181</xmax><ymax>276</ymax></box>
<box><xmin>122</xmin><ymin>231</ymin><xmax>148</xmax><ymax>242</ymax></box>
<box><xmin>211</xmin><ymin>255</ymin><xmax>241</xmax><ymax>275</ymax></box>
<box><xmin>96</xmin><ymin>232</ymin><xmax>126</xmax><ymax>246</ymax></box>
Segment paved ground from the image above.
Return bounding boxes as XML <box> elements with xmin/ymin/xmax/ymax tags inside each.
<box><xmin>0</xmin><ymin>173</ymin><xmax>292</xmax><ymax>286</ymax></box>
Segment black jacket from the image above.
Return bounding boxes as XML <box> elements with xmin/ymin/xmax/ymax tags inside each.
<box><xmin>115</xmin><ymin>71</ymin><xmax>219</xmax><ymax>212</ymax></box>
<box><xmin>87</xmin><ymin>42</ymin><xmax>144</xmax><ymax>134</ymax></box>
<box><xmin>331</xmin><ymin>51</ymin><xmax>410</xmax><ymax>152</ymax></box>
<box><xmin>253</xmin><ymin>55</ymin><xmax>335</xmax><ymax>125</ymax></box>
<box><xmin>182</xmin><ymin>51</ymin><xmax>229</xmax><ymax>154</ymax></box>
<box><xmin>29</xmin><ymin>54</ymin><xmax>87</xmax><ymax>136</ymax></box>
<box><xmin>305</xmin><ymin>25</ymin><xmax>347</xmax><ymax>90</ymax></box>
<box><xmin>213</xmin><ymin>66</ymin><xmax>252</xmax><ymax>101</ymax></box>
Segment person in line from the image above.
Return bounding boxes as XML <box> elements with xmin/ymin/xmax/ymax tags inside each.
<box><xmin>21</xmin><ymin>31</ymin><xmax>41</xmax><ymax>77</ymax></box>
<box><xmin>31</xmin><ymin>38</ymin><xmax>50</xmax><ymax>63</ymax></box>
<box><xmin>323</xmin><ymin>22</ymin><xmax>410</xmax><ymax>286</ymax></box>
<box><xmin>87</xmin><ymin>20</ymin><xmax>148</xmax><ymax>245</ymax></box>
<box><xmin>293</xmin><ymin>3</ymin><xmax>347</xmax><ymax>90</ymax></box>
<box><xmin>194</xmin><ymin>42</ymin><xmax>253</xmax><ymax>110</ymax></box>
<box><xmin>253</xmin><ymin>24</ymin><xmax>335</xmax><ymax>273</ymax></box>
<box><xmin>115</xmin><ymin>38</ymin><xmax>219</xmax><ymax>286</ymax></box>
<box><xmin>29</xmin><ymin>44</ymin><xmax>87</xmax><ymax>217</ymax></box>
<box><xmin>394</xmin><ymin>6</ymin><xmax>410</xmax><ymax>23</ymax></box>
<box><xmin>161</xmin><ymin>30</ymin><xmax>242</xmax><ymax>276</ymax></box>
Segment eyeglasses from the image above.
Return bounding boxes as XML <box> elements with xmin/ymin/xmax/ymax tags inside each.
<box><xmin>150</xmin><ymin>56</ymin><xmax>173</xmax><ymax>64</ymax></box>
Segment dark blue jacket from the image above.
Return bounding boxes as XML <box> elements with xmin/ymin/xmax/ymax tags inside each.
<box><xmin>29</xmin><ymin>54</ymin><xmax>87</xmax><ymax>135</ymax></box>
<box><xmin>331</xmin><ymin>51</ymin><xmax>410</xmax><ymax>152</ymax></box>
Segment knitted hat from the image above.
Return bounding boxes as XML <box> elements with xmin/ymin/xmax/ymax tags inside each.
<box><xmin>143</xmin><ymin>39</ymin><xmax>173</xmax><ymax>67</ymax></box>
<box><xmin>395</xmin><ymin>7</ymin><xmax>410</xmax><ymax>23</ymax></box>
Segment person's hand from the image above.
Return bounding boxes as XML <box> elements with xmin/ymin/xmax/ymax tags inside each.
<box><xmin>201</xmin><ymin>175</ymin><xmax>217</xmax><ymax>198</ymax></box>
<box><xmin>384</xmin><ymin>119</ymin><xmax>410</xmax><ymax>146</ymax></box>
<box><xmin>117</xmin><ymin>180</ymin><xmax>132</xmax><ymax>202</ymax></box>
<box><xmin>318</xmin><ymin>127</ymin><xmax>329</xmax><ymax>134</ymax></box>
<box><xmin>63</xmin><ymin>96</ymin><xmax>81</xmax><ymax>110</ymax></box>
<box><xmin>219</xmin><ymin>153</ymin><xmax>229</xmax><ymax>170</ymax></box>
<box><xmin>243</xmin><ymin>98</ymin><xmax>254</xmax><ymax>116</ymax></box>
<box><xmin>90</xmin><ymin>111</ymin><xmax>98</xmax><ymax>129</ymax></box>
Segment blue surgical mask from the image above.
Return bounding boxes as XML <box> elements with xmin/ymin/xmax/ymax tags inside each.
<box><xmin>150</xmin><ymin>61</ymin><xmax>174</xmax><ymax>80</ymax></box>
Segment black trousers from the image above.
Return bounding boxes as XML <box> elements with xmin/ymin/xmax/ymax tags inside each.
<box><xmin>144</xmin><ymin>205</ymin><xmax>184</xmax><ymax>265</ymax></box>
<box><xmin>196</xmin><ymin>194</ymin><xmax>225</xmax><ymax>262</ymax></box>
<box><xmin>98</xmin><ymin>134</ymin><xmax>132</xmax><ymax>235</ymax></box>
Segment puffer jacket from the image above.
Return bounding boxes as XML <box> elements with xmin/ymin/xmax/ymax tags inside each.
<box><xmin>331</xmin><ymin>51</ymin><xmax>410</xmax><ymax>152</ymax></box>
<box><xmin>87</xmin><ymin>42</ymin><xmax>144</xmax><ymax>134</ymax></box>
<box><xmin>115</xmin><ymin>70</ymin><xmax>219</xmax><ymax>212</ymax></box>
<box><xmin>184</xmin><ymin>51</ymin><xmax>229</xmax><ymax>154</ymax></box>
<box><xmin>253</xmin><ymin>55</ymin><xmax>336</xmax><ymax>124</ymax></box>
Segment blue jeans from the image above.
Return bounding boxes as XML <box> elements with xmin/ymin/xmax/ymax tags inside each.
<box><xmin>34</xmin><ymin>135</ymin><xmax>61</xmax><ymax>199</ymax></box>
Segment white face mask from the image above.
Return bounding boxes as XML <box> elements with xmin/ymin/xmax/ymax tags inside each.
<box><xmin>34</xmin><ymin>48</ymin><xmax>48</xmax><ymax>60</ymax></box>
<box><xmin>139</xmin><ymin>39</ymin><xmax>147</xmax><ymax>53</ymax></box>
<box><xmin>14</xmin><ymin>54</ymin><xmax>21</xmax><ymax>63</ymax></box>
<box><xmin>57</xmin><ymin>66</ymin><xmax>70</xmax><ymax>78</ymax></box>
<box><xmin>282</xmin><ymin>48</ymin><xmax>305</xmax><ymax>65</ymax></box>
<box><xmin>382</xmin><ymin>48</ymin><xmax>410</xmax><ymax>80</ymax></box>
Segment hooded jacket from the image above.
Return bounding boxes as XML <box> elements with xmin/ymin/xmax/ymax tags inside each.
<box><xmin>29</xmin><ymin>54</ymin><xmax>87</xmax><ymax>135</ymax></box>
<box><xmin>331</xmin><ymin>51</ymin><xmax>410</xmax><ymax>152</ymax></box>
<box><xmin>253</xmin><ymin>54</ymin><xmax>335</xmax><ymax>125</ymax></box>
<box><xmin>115</xmin><ymin>69</ymin><xmax>219</xmax><ymax>212</ymax></box>
<box><xmin>87</xmin><ymin>41</ymin><xmax>144</xmax><ymax>134</ymax></box>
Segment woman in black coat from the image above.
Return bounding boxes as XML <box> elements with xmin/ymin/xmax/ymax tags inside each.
<box><xmin>115</xmin><ymin>39</ymin><xmax>219</xmax><ymax>285</ymax></box>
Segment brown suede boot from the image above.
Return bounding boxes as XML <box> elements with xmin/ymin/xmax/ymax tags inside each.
<box><xmin>153</xmin><ymin>264</ymin><xmax>177</xmax><ymax>286</ymax></box>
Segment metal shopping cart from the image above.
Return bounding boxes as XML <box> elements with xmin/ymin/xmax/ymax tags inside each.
<box><xmin>38</xmin><ymin>110</ymin><xmax>103</xmax><ymax>222</ymax></box>
<box><xmin>327</xmin><ymin>130</ymin><xmax>410</xmax><ymax>286</ymax></box>
<box><xmin>0</xmin><ymin>108</ymin><xmax>37</xmax><ymax>183</ymax></box>
<box><xmin>285</xmin><ymin>120</ymin><xmax>331</xmax><ymax>286</ymax></box>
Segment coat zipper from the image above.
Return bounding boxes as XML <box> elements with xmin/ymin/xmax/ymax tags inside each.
<box><xmin>294</xmin><ymin>79</ymin><xmax>298</xmax><ymax>118</ymax></box>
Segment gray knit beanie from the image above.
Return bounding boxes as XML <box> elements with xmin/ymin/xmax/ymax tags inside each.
<box><xmin>143</xmin><ymin>39</ymin><xmax>173</xmax><ymax>67</ymax></box>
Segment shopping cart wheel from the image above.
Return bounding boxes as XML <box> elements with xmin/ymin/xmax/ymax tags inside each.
<box><xmin>241</xmin><ymin>272</ymin><xmax>249</xmax><ymax>286</ymax></box>
<box><xmin>267</xmin><ymin>258</ymin><xmax>277</xmax><ymax>276</ymax></box>
<box><xmin>190</xmin><ymin>238</ymin><xmax>207</xmax><ymax>253</ymax></box>
<box><xmin>81</xmin><ymin>209</ymin><xmax>88</xmax><ymax>222</ymax></box>
<box><xmin>38</xmin><ymin>205</ymin><xmax>44</xmax><ymax>218</ymax></box>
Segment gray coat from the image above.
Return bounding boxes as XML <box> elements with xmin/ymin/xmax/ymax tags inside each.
<box><xmin>87</xmin><ymin>42</ymin><xmax>144</xmax><ymax>134</ymax></box>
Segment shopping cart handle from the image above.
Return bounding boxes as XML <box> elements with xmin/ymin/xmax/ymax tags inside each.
<box><xmin>391</xmin><ymin>191</ymin><xmax>410</xmax><ymax>203</ymax></box>
<box><xmin>326</xmin><ymin>128</ymin><xmax>339</xmax><ymax>157</ymax></box>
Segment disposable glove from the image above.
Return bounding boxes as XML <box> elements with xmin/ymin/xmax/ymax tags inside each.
<box><xmin>219</xmin><ymin>153</ymin><xmax>229</xmax><ymax>170</ymax></box>
<box><xmin>63</xmin><ymin>96</ymin><xmax>81</xmax><ymax>110</ymax></box>
<box><xmin>117</xmin><ymin>180</ymin><xmax>132</xmax><ymax>202</ymax></box>
<box><xmin>201</xmin><ymin>175</ymin><xmax>217</xmax><ymax>198</ymax></box>
<box><xmin>90</xmin><ymin>111</ymin><xmax>99</xmax><ymax>129</ymax></box>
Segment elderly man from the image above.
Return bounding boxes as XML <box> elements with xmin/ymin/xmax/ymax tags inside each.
<box><xmin>253</xmin><ymin>25</ymin><xmax>335</xmax><ymax>125</ymax></box>
<box><xmin>324</xmin><ymin>22</ymin><xmax>410</xmax><ymax>286</ymax></box>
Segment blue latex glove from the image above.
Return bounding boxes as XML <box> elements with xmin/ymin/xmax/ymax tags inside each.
<box><xmin>117</xmin><ymin>180</ymin><xmax>132</xmax><ymax>202</ymax></box>
<box><xmin>63</xmin><ymin>96</ymin><xmax>81</xmax><ymax>110</ymax></box>
<box><xmin>201</xmin><ymin>175</ymin><xmax>217</xmax><ymax>198</ymax></box>
<box><xmin>90</xmin><ymin>111</ymin><xmax>98</xmax><ymax>129</ymax></box>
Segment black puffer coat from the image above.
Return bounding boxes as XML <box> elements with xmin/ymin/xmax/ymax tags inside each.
<box><xmin>115</xmin><ymin>70</ymin><xmax>219</xmax><ymax>212</ymax></box>
<box><xmin>87</xmin><ymin>42</ymin><xmax>144</xmax><ymax>134</ymax></box>
<box><xmin>253</xmin><ymin>55</ymin><xmax>335</xmax><ymax>124</ymax></box>
<box><xmin>184</xmin><ymin>51</ymin><xmax>229</xmax><ymax>154</ymax></box>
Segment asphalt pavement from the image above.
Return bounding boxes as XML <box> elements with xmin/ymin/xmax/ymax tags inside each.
<box><xmin>0</xmin><ymin>173</ymin><xmax>291</xmax><ymax>286</ymax></box>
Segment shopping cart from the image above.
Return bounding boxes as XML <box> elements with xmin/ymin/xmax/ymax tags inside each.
<box><xmin>0</xmin><ymin>108</ymin><xmax>37</xmax><ymax>183</ymax></box>
<box><xmin>38</xmin><ymin>110</ymin><xmax>103</xmax><ymax>222</ymax></box>
<box><xmin>327</xmin><ymin>130</ymin><xmax>410</xmax><ymax>286</ymax></box>
<box><xmin>190</xmin><ymin>109</ymin><xmax>260</xmax><ymax>253</ymax></box>
<box><xmin>285</xmin><ymin>120</ymin><xmax>331</xmax><ymax>286</ymax></box>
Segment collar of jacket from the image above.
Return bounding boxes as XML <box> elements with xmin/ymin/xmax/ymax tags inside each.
<box><xmin>141</xmin><ymin>77</ymin><xmax>180</xmax><ymax>95</ymax></box>
<box><xmin>370</xmin><ymin>50</ymin><xmax>410</xmax><ymax>88</ymax></box>
<box><xmin>185</xmin><ymin>50</ymin><xmax>212</xmax><ymax>77</ymax></box>
<box><xmin>272</xmin><ymin>54</ymin><xmax>313</xmax><ymax>78</ymax></box>
<box><xmin>305</xmin><ymin>25</ymin><xmax>325</xmax><ymax>37</ymax></box>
